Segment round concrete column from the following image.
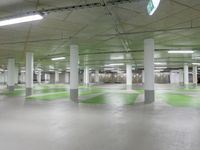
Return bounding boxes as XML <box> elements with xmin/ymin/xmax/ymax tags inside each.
<box><xmin>65</xmin><ymin>72</ymin><xmax>70</xmax><ymax>83</ymax></box>
<box><xmin>70</xmin><ymin>45</ymin><xmax>79</xmax><ymax>102</ymax></box>
<box><xmin>37</xmin><ymin>70</ymin><xmax>41</xmax><ymax>84</ymax></box>
<box><xmin>142</xmin><ymin>70</ymin><xmax>144</xmax><ymax>83</ymax></box>
<box><xmin>84</xmin><ymin>66</ymin><xmax>89</xmax><ymax>86</ymax></box>
<box><xmin>15</xmin><ymin>67</ymin><xmax>19</xmax><ymax>85</ymax></box>
<box><xmin>193</xmin><ymin>65</ymin><xmax>198</xmax><ymax>86</ymax></box>
<box><xmin>126</xmin><ymin>64</ymin><xmax>132</xmax><ymax>90</ymax></box>
<box><xmin>55</xmin><ymin>71</ymin><xmax>59</xmax><ymax>83</ymax></box>
<box><xmin>7</xmin><ymin>58</ymin><xmax>15</xmax><ymax>92</ymax></box>
<box><xmin>179</xmin><ymin>69</ymin><xmax>184</xmax><ymax>85</ymax></box>
<box><xmin>144</xmin><ymin>39</ymin><xmax>155</xmax><ymax>104</ymax></box>
<box><xmin>184</xmin><ymin>64</ymin><xmax>189</xmax><ymax>85</ymax></box>
<box><xmin>95</xmin><ymin>70</ymin><xmax>100</xmax><ymax>84</ymax></box>
<box><xmin>26</xmin><ymin>52</ymin><xmax>33</xmax><ymax>96</ymax></box>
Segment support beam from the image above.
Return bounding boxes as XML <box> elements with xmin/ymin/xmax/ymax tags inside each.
<box><xmin>70</xmin><ymin>45</ymin><xmax>79</xmax><ymax>102</ymax></box>
<box><xmin>179</xmin><ymin>69</ymin><xmax>184</xmax><ymax>86</ymax></box>
<box><xmin>95</xmin><ymin>70</ymin><xmax>100</xmax><ymax>84</ymax></box>
<box><xmin>26</xmin><ymin>52</ymin><xmax>33</xmax><ymax>96</ymax></box>
<box><xmin>7</xmin><ymin>58</ymin><xmax>15</xmax><ymax>92</ymax></box>
<box><xmin>142</xmin><ymin>70</ymin><xmax>144</xmax><ymax>83</ymax></box>
<box><xmin>144</xmin><ymin>39</ymin><xmax>155</xmax><ymax>104</ymax></box>
<box><xmin>184</xmin><ymin>63</ymin><xmax>189</xmax><ymax>85</ymax></box>
<box><xmin>126</xmin><ymin>64</ymin><xmax>132</xmax><ymax>90</ymax></box>
<box><xmin>15</xmin><ymin>66</ymin><xmax>19</xmax><ymax>85</ymax></box>
<box><xmin>193</xmin><ymin>65</ymin><xmax>198</xmax><ymax>86</ymax></box>
<box><xmin>84</xmin><ymin>66</ymin><xmax>89</xmax><ymax>86</ymax></box>
<box><xmin>55</xmin><ymin>71</ymin><xmax>59</xmax><ymax>83</ymax></box>
<box><xmin>37</xmin><ymin>70</ymin><xmax>41</xmax><ymax>84</ymax></box>
<box><xmin>65</xmin><ymin>72</ymin><xmax>70</xmax><ymax>83</ymax></box>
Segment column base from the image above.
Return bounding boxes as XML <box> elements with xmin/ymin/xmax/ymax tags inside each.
<box><xmin>126</xmin><ymin>85</ymin><xmax>132</xmax><ymax>90</ymax></box>
<box><xmin>145</xmin><ymin>90</ymin><xmax>155</xmax><ymax>104</ymax></box>
<box><xmin>26</xmin><ymin>88</ymin><xmax>32</xmax><ymax>96</ymax></box>
<box><xmin>8</xmin><ymin>86</ymin><xmax>14</xmax><ymax>92</ymax></box>
<box><xmin>84</xmin><ymin>83</ymin><xmax>89</xmax><ymax>87</ymax></box>
<box><xmin>70</xmin><ymin>89</ymin><xmax>79</xmax><ymax>103</ymax></box>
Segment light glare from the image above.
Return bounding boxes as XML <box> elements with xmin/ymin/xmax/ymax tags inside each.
<box><xmin>0</xmin><ymin>14</ymin><xmax>43</xmax><ymax>26</ymax></box>
<box><xmin>51</xmin><ymin>57</ymin><xmax>66</xmax><ymax>61</ymax></box>
<box><xmin>168</xmin><ymin>50</ymin><xmax>194</xmax><ymax>54</ymax></box>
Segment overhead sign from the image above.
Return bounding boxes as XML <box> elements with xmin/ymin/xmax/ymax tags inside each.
<box><xmin>147</xmin><ymin>0</ymin><xmax>160</xmax><ymax>15</ymax></box>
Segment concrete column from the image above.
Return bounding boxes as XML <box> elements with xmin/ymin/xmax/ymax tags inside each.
<box><xmin>70</xmin><ymin>45</ymin><xmax>79</xmax><ymax>102</ymax></box>
<box><xmin>184</xmin><ymin>64</ymin><xmax>189</xmax><ymax>85</ymax></box>
<box><xmin>55</xmin><ymin>71</ymin><xmax>59</xmax><ymax>83</ymax></box>
<box><xmin>144</xmin><ymin>39</ymin><xmax>155</xmax><ymax>104</ymax></box>
<box><xmin>169</xmin><ymin>70</ymin><xmax>173</xmax><ymax>84</ymax></box>
<box><xmin>126</xmin><ymin>64</ymin><xmax>132</xmax><ymax>89</ymax></box>
<box><xmin>84</xmin><ymin>66</ymin><xmax>89</xmax><ymax>86</ymax></box>
<box><xmin>3</xmin><ymin>70</ymin><xmax>7</xmax><ymax>84</ymax></box>
<box><xmin>37</xmin><ymin>70</ymin><xmax>41</xmax><ymax>84</ymax></box>
<box><xmin>179</xmin><ymin>69</ymin><xmax>184</xmax><ymax>85</ymax></box>
<box><xmin>193</xmin><ymin>65</ymin><xmax>198</xmax><ymax>86</ymax></box>
<box><xmin>65</xmin><ymin>72</ymin><xmax>70</xmax><ymax>83</ymax></box>
<box><xmin>142</xmin><ymin>70</ymin><xmax>144</xmax><ymax>83</ymax></box>
<box><xmin>95</xmin><ymin>70</ymin><xmax>100</xmax><ymax>83</ymax></box>
<box><xmin>15</xmin><ymin>67</ymin><xmax>19</xmax><ymax>85</ymax></box>
<box><xmin>26</xmin><ymin>52</ymin><xmax>33</xmax><ymax>96</ymax></box>
<box><xmin>7</xmin><ymin>59</ymin><xmax>15</xmax><ymax>91</ymax></box>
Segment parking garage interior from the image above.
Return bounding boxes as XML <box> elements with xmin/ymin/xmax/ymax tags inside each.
<box><xmin>0</xmin><ymin>0</ymin><xmax>200</xmax><ymax>150</ymax></box>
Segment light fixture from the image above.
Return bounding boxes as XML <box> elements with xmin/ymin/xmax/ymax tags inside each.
<box><xmin>154</xmin><ymin>69</ymin><xmax>163</xmax><ymax>72</ymax></box>
<box><xmin>110</xmin><ymin>55</ymin><xmax>124</xmax><ymax>60</ymax></box>
<box><xmin>104</xmin><ymin>63</ymin><xmax>124</xmax><ymax>67</ymax></box>
<box><xmin>155</xmin><ymin>67</ymin><xmax>167</xmax><ymax>69</ymax></box>
<box><xmin>51</xmin><ymin>57</ymin><xmax>66</xmax><ymax>61</ymax></box>
<box><xmin>168</xmin><ymin>50</ymin><xmax>194</xmax><ymax>54</ymax></box>
<box><xmin>0</xmin><ymin>13</ymin><xmax>43</xmax><ymax>27</ymax></box>
<box><xmin>154</xmin><ymin>62</ymin><xmax>167</xmax><ymax>65</ymax></box>
<box><xmin>192</xmin><ymin>63</ymin><xmax>200</xmax><ymax>65</ymax></box>
<box><xmin>147</xmin><ymin>0</ymin><xmax>160</xmax><ymax>16</ymax></box>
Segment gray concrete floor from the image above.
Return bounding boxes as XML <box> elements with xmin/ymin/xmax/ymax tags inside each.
<box><xmin>0</xmin><ymin>90</ymin><xmax>200</xmax><ymax>150</ymax></box>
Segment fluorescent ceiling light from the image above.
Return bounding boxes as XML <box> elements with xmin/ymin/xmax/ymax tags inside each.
<box><xmin>168</xmin><ymin>50</ymin><xmax>194</xmax><ymax>54</ymax></box>
<box><xmin>154</xmin><ymin>62</ymin><xmax>167</xmax><ymax>65</ymax></box>
<box><xmin>104</xmin><ymin>63</ymin><xmax>124</xmax><ymax>67</ymax></box>
<box><xmin>147</xmin><ymin>0</ymin><xmax>160</xmax><ymax>16</ymax></box>
<box><xmin>51</xmin><ymin>57</ymin><xmax>66</xmax><ymax>61</ymax></box>
<box><xmin>192</xmin><ymin>63</ymin><xmax>200</xmax><ymax>65</ymax></box>
<box><xmin>110</xmin><ymin>55</ymin><xmax>124</xmax><ymax>60</ymax></box>
<box><xmin>154</xmin><ymin>69</ymin><xmax>163</xmax><ymax>72</ymax></box>
<box><xmin>0</xmin><ymin>14</ymin><xmax>43</xmax><ymax>26</ymax></box>
<box><xmin>155</xmin><ymin>67</ymin><xmax>167</xmax><ymax>69</ymax></box>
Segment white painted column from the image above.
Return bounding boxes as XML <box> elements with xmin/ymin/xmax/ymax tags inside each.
<box><xmin>70</xmin><ymin>45</ymin><xmax>79</xmax><ymax>102</ymax></box>
<box><xmin>126</xmin><ymin>64</ymin><xmax>132</xmax><ymax>89</ymax></box>
<box><xmin>26</xmin><ymin>52</ymin><xmax>33</xmax><ymax>96</ymax></box>
<box><xmin>55</xmin><ymin>71</ymin><xmax>59</xmax><ymax>83</ymax></box>
<box><xmin>95</xmin><ymin>70</ymin><xmax>100</xmax><ymax>83</ymax></box>
<box><xmin>179</xmin><ymin>69</ymin><xmax>184</xmax><ymax>85</ymax></box>
<box><xmin>193</xmin><ymin>65</ymin><xmax>198</xmax><ymax>86</ymax></box>
<box><xmin>184</xmin><ymin>63</ymin><xmax>189</xmax><ymax>85</ymax></box>
<box><xmin>144</xmin><ymin>39</ymin><xmax>155</xmax><ymax>104</ymax></box>
<box><xmin>84</xmin><ymin>66</ymin><xmax>89</xmax><ymax>86</ymax></box>
<box><xmin>7</xmin><ymin>59</ymin><xmax>15</xmax><ymax>91</ymax></box>
<box><xmin>15</xmin><ymin>67</ymin><xmax>19</xmax><ymax>85</ymax></box>
<box><xmin>142</xmin><ymin>70</ymin><xmax>145</xmax><ymax>83</ymax></box>
<box><xmin>170</xmin><ymin>70</ymin><xmax>173</xmax><ymax>84</ymax></box>
<box><xmin>37</xmin><ymin>70</ymin><xmax>41</xmax><ymax>84</ymax></box>
<box><xmin>65</xmin><ymin>72</ymin><xmax>70</xmax><ymax>83</ymax></box>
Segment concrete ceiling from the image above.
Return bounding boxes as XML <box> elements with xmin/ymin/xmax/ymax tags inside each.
<box><xmin>0</xmin><ymin>0</ymin><xmax>200</xmax><ymax>71</ymax></box>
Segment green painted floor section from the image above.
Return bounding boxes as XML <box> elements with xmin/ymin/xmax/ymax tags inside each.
<box><xmin>158</xmin><ymin>93</ymin><xmax>200</xmax><ymax>107</ymax></box>
<box><xmin>1</xmin><ymin>84</ymin><xmax>200</xmax><ymax>107</ymax></box>
<box><xmin>81</xmin><ymin>93</ymin><xmax>139</xmax><ymax>105</ymax></box>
